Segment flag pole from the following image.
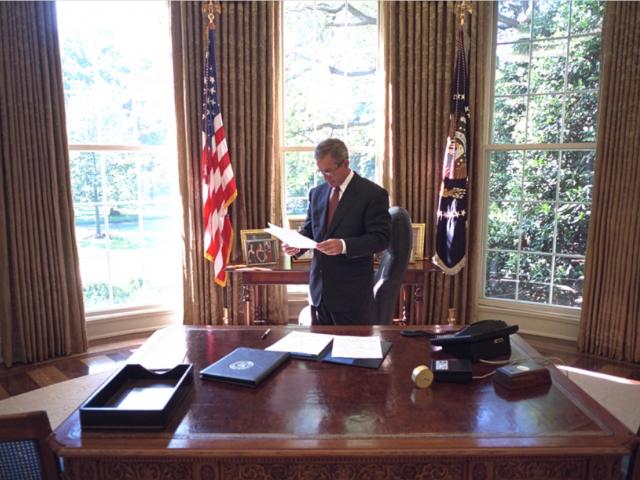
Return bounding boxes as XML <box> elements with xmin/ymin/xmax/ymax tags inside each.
<box><xmin>435</xmin><ymin>0</ymin><xmax>473</xmax><ymax>325</ymax></box>
<box><xmin>204</xmin><ymin>1</ymin><xmax>221</xmax><ymax>31</ymax></box>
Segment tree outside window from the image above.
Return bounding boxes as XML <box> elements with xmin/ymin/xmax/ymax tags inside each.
<box><xmin>485</xmin><ymin>0</ymin><xmax>603</xmax><ymax>308</ymax></box>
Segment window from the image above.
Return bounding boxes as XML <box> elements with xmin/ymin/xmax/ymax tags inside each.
<box><xmin>283</xmin><ymin>1</ymin><xmax>380</xmax><ymax>217</ymax></box>
<box><xmin>57</xmin><ymin>1</ymin><xmax>180</xmax><ymax>312</ymax></box>
<box><xmin>484</xmin><ymin>0</ymin><xmax>604</xmax><ymax>308</ymax></box>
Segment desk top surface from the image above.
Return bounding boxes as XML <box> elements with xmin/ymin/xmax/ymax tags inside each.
<box><xmin>51</xmin><ymin>325</ymin><xmax>634</xmax><ymax>457</ymax></box>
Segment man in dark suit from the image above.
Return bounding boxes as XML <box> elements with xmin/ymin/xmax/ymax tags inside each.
<box><xmin>283</xmin><ymin>139</ymin><xmax>391</xmax><ymax>325</ymax></box>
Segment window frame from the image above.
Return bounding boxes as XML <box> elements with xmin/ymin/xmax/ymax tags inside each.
<box><xmin>58</xmin><ymin>2</ymin><xmax>182</xmax><ymax>321</ymax></box>
<box><xmin>477</xmin><ymin>1</ymin><xmax>601</xmax><ymax>338</ymax></box>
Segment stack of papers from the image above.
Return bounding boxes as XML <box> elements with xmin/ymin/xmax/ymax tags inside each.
<box><xmin>266</xmin><ymin>331</ymin><xmax>333</xmax><ymax>359</ymax></box>
<box><xmin>265</xmin><ymin>331</ymin><xmax>388</xmax><ymax>367</ymax></box>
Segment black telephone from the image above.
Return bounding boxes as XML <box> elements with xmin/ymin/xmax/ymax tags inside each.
<box><xmin>430</xmin><ymin>320</ymin><xmax>518</xmax><ymax>361</ymax></box>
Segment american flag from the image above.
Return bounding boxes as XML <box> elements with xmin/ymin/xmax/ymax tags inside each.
<box><xmin>433</xmin><ymin>28</ymin><xmax>470</xmax><ymax>275</ymax></box>
<box><xmin>202</xmin><ymin>29</ymin><xmax>237</xmax><ymax>286</ymax></box>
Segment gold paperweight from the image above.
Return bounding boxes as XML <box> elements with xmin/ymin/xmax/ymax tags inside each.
<box><xmin>411</xmin><ymin>365</ymin><xmax>434</xmax><ymax>389</ymax></box>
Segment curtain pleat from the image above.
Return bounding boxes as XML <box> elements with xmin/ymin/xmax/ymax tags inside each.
<box><xmin>382</xmin><ymin>2</ymin><xmax>490</xmax><ymax>325</ymax></box>
<box><xmin>0</xmin><ymin>1</ymin><xmax>87</xmax><ymax>367</ymax></box>
<box><xmin>172</xmin><ymin>2</ymin><xmax>285</xmax><ymax>326</ymax></box>
<box><xmin>578</xmin><ymin>3</ymin><xmax>640</xmax><ymax>362</ymax></box>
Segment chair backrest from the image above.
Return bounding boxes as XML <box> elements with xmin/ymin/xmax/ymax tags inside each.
<box><xmin>373</xmin><ymin>206</ymin><xmax>412</xmax><ymax>324</ymax></box>
<box><xmin>0</xmin><ymin>410</ymin><xmax>59</xmax><ymax>480</ymax></box>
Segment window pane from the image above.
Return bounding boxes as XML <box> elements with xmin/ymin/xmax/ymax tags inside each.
<box><xmin>488</xmin><ymin>201</ymin><xmax>520</xmax><ymax>250</ymax></box>
<box><xmin>60</xmin><ymin>2</ymin><xmax>180</xmax><ymax>312</ymax></box>
<box><xmin>57</xmin><ymin>1</ymin><xmax>173</xmax><ymax>146</ymax></box>
<box><xmin>532</xmin><ymin>0</ymin><xmax>569</xmax><ymax>39</ymax></box>
<box><xmin>486</xmin><ymin>0</ymin><xmax>602</xmax><ymax>309</ymax></box>
<box><xmin>571</xmin><ymin>0</ymin><xmax>604</xmax><ymax>35</ymax></box>
<box><xmin>564</xmin><ymin>91</ymin><xmax>598</xmax><ymax>142</ymax></box>
<box><xmin>556</xmin><ymin>203</ymin><xmax>590</xmax><ymax>255</ymax></box>
<box><xmin>523</xmin><ymin>150</ymin><xmax>558</xmax><ymax>201</ymax></box>
<box><xmin>69</xmin><ymin>150</ymin><xmax>179</xmax><ymax>310</ymax></box>
<box><xmin>283</xmin><ymin>1</ymin><xmax>378</xmax><ymax>147</ymax></box>
<box><xmin>489</xmin><ymin>151</ymin><xmax>523</xmax><ymax>200</ymax></box>
<box><xmin>518</xmin><ymin>253</ymin><xmax>552</xmax><ymax>303</ymax></box>
<box><xmin>284</xmin><ymin>151</ymin><xmax>322</xmax><ymax>216</ymax></box>
<box><xmin>530</xmin><ymin>39</ymin><xmax>566</xmax><ymax>94</ymax></box>
<box><xmin>521</xmin><ymin>202</ymin><xmax>555</xmax><ymax>252</ymax></box>
<box><xmin>486</xmin><ymin>251</ymin><xmax>518</xmax><ymax>300</ymax></box>
<box><xmin>568</xmin><ymin>35</ymin><xmax>601</xmax><ymax>90</ymax></box>
<box><xmin>497</xmin><ymin>1</ymin><xmax>531</xmax><ymax>43</ymax></box>
<box><xmin>495</xmin><ymin>43</ymin><xmax>530</xmax><ymax>96</ymax></box>
<box><xmin>527</xmin><ymin>94</ymin><xmax>563</xmax><ymax>144</ymax></box>
<box><xmin>283</xmin><ymin>1</ymin><xmax>379</xmax><ymax>217</ymax></box>
<box><xmin>493</xmin><ymin>96</ymin><xmax>527</xmax><ymax>143</ymax></box>
<box><xmin>559</xmin><ymin>150</ymin><xmax>594</xmax><ymax>203</ymax></box>
<box><xmin>553</xmin><ymin>257</ymin><xmax>585</xmax><ymax>307</ymax></box>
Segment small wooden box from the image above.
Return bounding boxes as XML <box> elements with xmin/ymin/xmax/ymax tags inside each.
<box><xmin>493</xmin><ymin>361</ymin><xmax>551</xmax><ymax>392</ymax></box>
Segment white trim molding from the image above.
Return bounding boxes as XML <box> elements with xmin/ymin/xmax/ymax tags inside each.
<box><xmin>478</xmin><ymin>300</ymin><xmax>580</xmax><ymax>341</ymax></box>
<box><xmin>85</xmin><ymin>306</ymin><xmax>180</xmax><ymax>341</ymax></box>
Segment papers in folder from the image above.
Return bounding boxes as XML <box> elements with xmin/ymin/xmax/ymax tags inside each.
<box><xmin>265</xmin><ymin>223</ymin><xmax>317</xmax><ymax>249</ymax></box>
<box><xmin>266</xmin><ymin>331</ymin><xmax>333</xmax><ymax>359</ymax></box>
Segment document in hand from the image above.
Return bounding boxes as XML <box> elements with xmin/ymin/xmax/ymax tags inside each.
<box><xmin>200</xmin><ymin>347</ymin><xmax>290</xmax><ymax>387</ymax></box>
<box><xmin>265</xmin><ymin>331</ymin><xmax>334</xmax><ymax>359</ymax></box>
<box><xmin>265</xmin><ymin>222</ymin><xmax>317</xmax><ymax>250</ymax></box>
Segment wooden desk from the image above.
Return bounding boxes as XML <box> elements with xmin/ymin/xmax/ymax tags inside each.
<box><xmin>227</xmin><ymin>259</ymin><xmax>441</xmax><ymax>325</ymax></box>
<box><xmin>51</xmin><ymin>326</ymin><xmax>636</xmax><ymax>480</ymax></box>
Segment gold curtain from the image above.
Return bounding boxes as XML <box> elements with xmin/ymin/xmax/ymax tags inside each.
<box><xmin>0</xmin><ymin>2</ymin><xmax>87</xmax><ymax>366</ymax></box>
<box><xmin>382</xmin><ymin>2</ymin><xmax>491</xmax><ymax>325</ymax></box>
<box><xmin>578</xmin><ymin>3</ymin><xmax>640</xmax><ymax>362</ymax></box>
<box><xmin>171</xmin><ymin>2</ymin><xmax>286</xmax><ymax>326</ymax></box>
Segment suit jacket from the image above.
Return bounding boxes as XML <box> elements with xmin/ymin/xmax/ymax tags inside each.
<box><xmin>299</xmin><ymin>173</ymin><xmax>391</xmax><ymax>312</ymax></box>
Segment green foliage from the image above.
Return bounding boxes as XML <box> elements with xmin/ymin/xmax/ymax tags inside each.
<box><xmin>83</xmin><ymin>278</ymin><xmax>144</xmax><ymax>306</ymax></box>
<box><xmin>487</xmin><ymin>0</ymin><xmax>602</xmax><ymax>308</ymax></box>
<box><xmin>283</xmin><ymin>1</ymin><xmax>378</xmax><ymax>216</ymax></box>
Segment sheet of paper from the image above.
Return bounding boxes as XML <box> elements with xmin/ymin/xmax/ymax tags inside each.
<box><xmin>266</xmin><ymin>331</ymin><xmax>333</xmax><ymax>356</ymax></box>
<box><xmin>265</xmin><ymin>222</ymin><xmax>317</xmax><ymax>250</ymax></box>
<box><xmin>331</xmin><ymin>335</ymin><xmax>383</xmax><ymax>359</ymax></box>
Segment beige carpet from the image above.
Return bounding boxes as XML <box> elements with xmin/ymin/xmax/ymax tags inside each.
<box><xmin>0</xmin><ymin>370</ymin><xmax>112</xmax><ymax>429</ymax></box>
<box><xmin>559</xmin><ymin>365</ymin><xmax>640</xmax><ymax>434</ymax></box>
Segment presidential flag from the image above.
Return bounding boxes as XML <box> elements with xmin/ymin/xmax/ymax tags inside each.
<box><xmin>433</xmin><ymin>28</ymin><xmax>470</xmax><ymax>275</ymax></box>
<box><xmin>202</xmin><ymin>29</ymin><xmax>237</xmax><ymax>286</ymax></box>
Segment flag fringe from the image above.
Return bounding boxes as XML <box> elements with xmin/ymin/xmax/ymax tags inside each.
<box><xmin>432</xmin><ymin>253</ymin><xmax>466</xmax><ymax>276</ymax></box>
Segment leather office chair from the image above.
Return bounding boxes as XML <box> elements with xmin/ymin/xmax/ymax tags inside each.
<box><xmin>373</xmin><ymin>206</ymin><xmax>412</xmax><ymax>324</ymax></box>
<box><xmin>0</xmin><ymin>410</ymin><xmax>59</xmax><ymax>480</ymax></box>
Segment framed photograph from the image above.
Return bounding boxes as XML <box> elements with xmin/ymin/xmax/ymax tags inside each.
<box><xmin>410</xmin><ymin>223</ymin><xmax>426</xmax><ymax>263</ymax></box>
<box><xmin>287</xmin><ymin>216</ymin><xmax>313</xmax><ymax>262</ymax></box>
<box><xmin>240</xmin><ymin>229</ymin><xmax>279</xmax><ymax>266</ymax></box>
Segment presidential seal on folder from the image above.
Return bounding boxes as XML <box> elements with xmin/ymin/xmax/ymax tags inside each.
<box><xmin>200</xmin><ymin>347</ymin><xmax>290</xmax><ymax>387</ymax></box>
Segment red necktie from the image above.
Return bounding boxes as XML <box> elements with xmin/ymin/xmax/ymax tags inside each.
<box><xmin>326</xmin><ymin>186</ymin><xmax>340</xmax><ymax>226</ymax></box>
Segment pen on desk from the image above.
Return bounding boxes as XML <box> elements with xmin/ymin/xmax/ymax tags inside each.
<box><xmin>261</xmin><ymin>328</ymin><xmax>271</xmax><ymax>340</ymax></box>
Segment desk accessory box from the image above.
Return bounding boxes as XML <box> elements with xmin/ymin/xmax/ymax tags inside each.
<box><xmin>79</xmin><ymin>364</ymin><xmax>193</xmax><ymax>430</ymax></box>
<box><xmin>493</xmin><ymin>361</ymin><xmax>551</xmax><ymax>392</ymax></box>
<box><xmin>431</xmin><ymin>358</ymin><xmax>473</xmax><ymax>384</ymax></box>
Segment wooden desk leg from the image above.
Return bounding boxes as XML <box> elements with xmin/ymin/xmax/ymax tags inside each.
<box><xmin>398</xmin><ymin>285</ymin><xmax>409</xmax><ymax>325</ymax></box>
<box><xmin>242</xmin><ymin>284</ymin><xmax>253</xmax><ymax>326</ymax></box>
<box><xmin>413</xmin><ymin>285</ymin><xmax>424</xmax><ymax>325</ymax></box>
<box><xmin>254</xmin><ymin>286</ymin><xmax>266</xmax><ymax>325</ymax></box>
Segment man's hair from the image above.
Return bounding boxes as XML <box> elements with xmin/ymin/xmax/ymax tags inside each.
<box><xmin>314</xmin><ymin>138</ymin><xmax>348</xmax><ymax>164</ymax></box>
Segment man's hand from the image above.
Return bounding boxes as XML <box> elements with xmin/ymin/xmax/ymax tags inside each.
<box><xmin>316</xmin><ymin>239</ymin><xmax>343</xmax><ymax>256</ymax></box>
<box><xmin>282</xmin><ymin>243</ymin><xmax>300</xmax><ymax>256</ymax></box>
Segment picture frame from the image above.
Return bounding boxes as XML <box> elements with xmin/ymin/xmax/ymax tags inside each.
<box><xmin>287</xmin><ymin>216</ymin><xmax>313</xmax><ymax>262</ymax></box>
<box><xmin>410</xmin><ymin>223</ymin><xmax>426</xmax><ymax>263</ymax></box>
<box><xmin>240</xmin><ymin>229</ymin><xmax>279</xmax><ymax>266</ymax></box>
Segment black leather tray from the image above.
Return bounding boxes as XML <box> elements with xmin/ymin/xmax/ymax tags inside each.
<box><xmin>79</xmin><ymin>364</ymin><xmax>193</xmax><ymax>429</ymax></box>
